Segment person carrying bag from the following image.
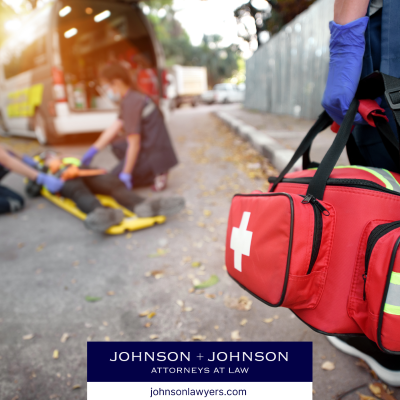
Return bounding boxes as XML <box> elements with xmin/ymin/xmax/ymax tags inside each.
<box><xmin>225</xmin><ymin>71</ymin><xmax>400</xmax><ymax>386</ymax></box>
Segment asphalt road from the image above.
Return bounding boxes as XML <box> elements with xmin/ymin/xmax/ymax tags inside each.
<box><xmin>0</xmin><ymin>104</ymin><xmax>398</xmax><ymax>400</ymax></box>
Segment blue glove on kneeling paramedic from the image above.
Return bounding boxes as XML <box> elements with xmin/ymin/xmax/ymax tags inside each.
<box><xmin>322</xmin><ymin>17</ymin><xmax>369</xmax><ymax>125</ymax></box>
<box><xmin>36</xmin><ymin>173</ymin><xmax>64</xmax><ymax>194</ymax></box>
<box><xmin>81</xmin><ymin>146</ymin><xmax>98</xmax><ymax>166</ymax></box>
<box><xmin>22</xmin><ymin>155</ymin><xmax>38</xmax><ymax>168</ymax></box>
<box><xmin>119</xmin><ymin>172</ymin><xmax>132</xmax><ymax>190</ymax></box>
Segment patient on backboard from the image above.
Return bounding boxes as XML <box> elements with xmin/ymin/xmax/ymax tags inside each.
<box><xmin>27</xmin><ymin>152</ymin><xmax>185</xmax><ymax>233</ymax></box>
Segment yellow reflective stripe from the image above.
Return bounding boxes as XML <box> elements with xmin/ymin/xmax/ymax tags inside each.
<box><xmin>62</xmin><ymin>157</ymin><xmax>81</xmax><ymax>167</ymax></box>
<box><xmin>382</xmin><ymin>169</ymin><xmax>400</xmax><ymax>192</ymax></box>
<box><xmin>384</xmin><ymin>303</ymin><xmax>400</xmax><ymax>316</ymax></box>
<box><xmin>333</xmin><ymin>166</ymin><xmax>393</xmax><ymax>190</ymax></box>
<box><xmin>7</xmin><ymin>84</ymin><xmax>44</xmax><ymax>118</ymax></box>
<box><xmin>390</xmin><ymin>271</ymin><xmax>400</xmax><ymax>285</ymax></box>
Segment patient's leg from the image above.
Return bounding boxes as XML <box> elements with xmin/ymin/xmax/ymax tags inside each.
<box><xmin>82</xmin><ymin>174</ymin><xmax>145</xmax><ymax>210</ymax></box>
<box><xmin>60</xmin><ymin>178</ymin><xmax>124</xmax><ymax>232</ymax></box>
<box><xmin>61</xmin><ymin>178</ymin><xmax>102</xmax><ymax>214</ymax></box>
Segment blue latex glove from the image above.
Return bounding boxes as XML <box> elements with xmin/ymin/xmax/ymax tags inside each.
<box><xmin>22</xmin><ymin>155</ymin><xmax>38</xmax><ymax>168</ymax></box>
<box><xmin>36</xmin><ymin>173</ymin><xmax>64</xmax><ymax>194</ymax></box>
<box><xmin>119</xmin><ymin>172</ymin><xmax>132</xmax><ymax>190</ymax></box>
<box><xmin>81</xmin><ymin>146</ymin><xmax>98</xmax><ymax>166</ymax></box>
<box><xmin>321</xmin><ymin>17</ymin><xmax>369</xmax><ymax>125</ymax></box>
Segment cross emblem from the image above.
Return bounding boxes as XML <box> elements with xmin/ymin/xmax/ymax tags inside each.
<box><xmin>230</xmin><ymin>212</ymin><xmax>253</xmax><ymax>272</ymax></box>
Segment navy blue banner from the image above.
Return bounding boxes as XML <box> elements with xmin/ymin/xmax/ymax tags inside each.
<box><xmin>87</xmin><ymin>342</ymin><xmax>312</xmax><ymax>383</ymax></box>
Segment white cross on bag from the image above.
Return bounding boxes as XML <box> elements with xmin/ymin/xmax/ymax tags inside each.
<box><xmin>230</xmin><ymin>212</ymin><xmax>253</xmax><ymax>272</ymax></box>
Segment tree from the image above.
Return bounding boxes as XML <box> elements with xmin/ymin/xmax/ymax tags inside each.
<box><xmin>145</xmin><ymin>4</ymin><xmax>240</xmax><ymax>86</ymax></box>
<box><xmin>235</xmin><ymin>0</ymin><xmax>317</xmax><ymax>48</ymax></box>
<box><xmin>0</xmin><ymin>1</ymin><xmax>16</xmax><ymax>46</ymax></box>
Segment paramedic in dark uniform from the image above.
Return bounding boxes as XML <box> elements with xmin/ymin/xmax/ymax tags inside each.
<box><xmin>81</xmin><ymin>63</ymin><xmax>178</xmax><ymax>192</ymax></box>
<box><xmin>322</xmin><ymin>0</ymin><xmax>400</xmax><ymax>386</ymax></box>
<box><xmin>0</xmin><ymin>145</ymin><xmax>63</xmax><ymax>214</ymax></box>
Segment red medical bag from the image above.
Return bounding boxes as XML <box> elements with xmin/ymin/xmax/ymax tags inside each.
<box><xmin>225</xmin><ymin>72</ymin><xmax>400</xmax><ymax>354</ymax></box>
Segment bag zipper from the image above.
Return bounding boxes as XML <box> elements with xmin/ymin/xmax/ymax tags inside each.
<box><xmin>363</xmin><ymin>221</ymin><xmax>400</xmax><ymax>300</ymax></box>
<box><xmin>301</xmin><ymin>194</ymin><xmax>330</xmax><ymax>274</ymax></box>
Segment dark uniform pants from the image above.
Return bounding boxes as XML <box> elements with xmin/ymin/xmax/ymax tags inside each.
<box><xmin>60</xmin><ymin>174</ymin><xmax>145</xmax><ymax>214</ymax></box>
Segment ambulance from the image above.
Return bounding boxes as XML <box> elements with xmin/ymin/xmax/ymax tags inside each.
<box><xmin>0</xmin><ymin>0</ymin><xmax>168</xmax><ymax>144</ymax></box>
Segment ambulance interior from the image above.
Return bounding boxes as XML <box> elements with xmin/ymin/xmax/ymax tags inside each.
<box><xmin>57</xmin><ymin>1</ymin><xmax>157</xmax><ymax>111</ymax></box>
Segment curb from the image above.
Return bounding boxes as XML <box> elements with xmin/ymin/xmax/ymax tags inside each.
<box><xmin>214</xmin><ymin>111</ymin><xmax>301</xmax><ymax>173</ymax></box>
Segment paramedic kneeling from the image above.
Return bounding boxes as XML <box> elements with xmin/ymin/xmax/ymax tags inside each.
<box><xmin>0</xmin><ymin>145</ymin><xmax>62</xmax><ymax>215</ymax></box>
<box><xmin>81</xmin><ymin>63</ymin><xmax>178</xmax><ymax>192</ymax></box>
<box><xmin>322</xmin><ymin>0</ymin><xmax>400</xmax><ymax>386</ymax></box>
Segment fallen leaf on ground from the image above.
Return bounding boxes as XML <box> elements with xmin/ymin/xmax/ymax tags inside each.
<box><xmin>147</xmin><ymin>312</ymin><xmax>156</xmax><ymax>319</ymax></box>
<box><xmin>183</xmin><ymin>307</ymin><xmax>193</xmax><ymax>312</ymax></box>
<box><xmin>72</xmin><ymin>385</ymin><xmax>81</xmax><ymax>390</ymax></box>
<box><xmin>224</xmin><ymin>295</ymin><xmax>252</xmax><ymax>311</ymax></box>
<box><xmin>263</xmin><ymin>318</ymin><xmax>274</xmax><ymax>324</ymax></box>
<box><xmin>60</xmin><ymin>333</ymin><xmax>69</xmax><ymax>343</ymax></box>
<box><xmin>53</xmin><ymin>350</ymin><xmax>59</xmax><ymax>359</ymax></box>
<box><xmin>321</xmin><ymin>361</ymin><xmax>335</xmax><ymax>371</ymax></box>
<box><xmin>36</xmin><ymin>243</ymin><xmax>45</xmax><ymax>252</ymax></box>
<box><xmin>139</xmin><ymin>310</ymin><xmax>150</xmax><ymax>317</ymax></box>
<box><xmin>205</xmin><ymin>293</ymin><xmax>216</xmax><ymax>299</ymax></box>
<box><xmin>148</xmin><ymin>250</ymin><xmax>167</xmax><ymax>258</ymax></box>
<box><xmin>357</xmin><ymin>393</ymin><xmax>377</xmax><ymax>400</ymax></box>
<box><xmin>149</xmin><ymin>334</ymin><xmax>159</xmax><ymax>340</ymax></box>
<box><xmin>144</xmin><ymin>323</ymin><xmax>151</xmax><ymax>328</ymax></box>
<box><xmin>107</xmin><ymin>291</ymin><xmax>115</xmax><ymax>296</ymax></box>
<box><xmin>18</xmin><ymin>243</ymin><xmax>24</xmax><ymax>248</ymax></box>
<box><xmin>217</xmin><ymin>338</ymin><xmax>224</xmax><ymax>342</ymax></box>
<box><xmin>356</xmin><ymin>359</ymin><xmax>379</xmax><ymax>380</ymax></box>
<box><xmin>214</xmin><ymin>325</ymin><xmax>219</xmax><ymax>330</ymax></box>
<box><xmin>192</xmin><ymin>278</ymin><xmax>201</xmax><ymax>286</ymax></box>
<box><xmin>126</xmin><ymin>233</ymin><xmax>132</xmax><ymax>239</ymax></box>
<box><xmin>23</xmin><ymin>334</ymin><xmax>34</xmax><ymax>340</ymax></box>
<box><xmin>222</xmin><ymin>265</ymin><xmax>227</xmax><ymax>271</ymax></box>
<box><xmin>188</xmin><ymin>287</ymin><xmax>195</xmax><ymax>294</ymax></box>
<box><xmin>203</xmin><ymin>210</ymin><xmax>212</xmax><ymax>217</ymax></box>
<box><xmin>192</xmin><ymin>261</ymin><xmax>201</xmax><ymax>268</ymax></box>
<box><xmin>192</xmin><ymin>335</ymin><xmax>206</xmax><ymax>341</ymax></box>
<box><xmin>176</xmin><ymin>300</ymin><xmax>184</xmax><ymax>307</ymax></box>
<box><xmin>369</xmin><ymin>382</ymin><xmax>396</xmax><ymax>400</ymax></box>
<box><xmin>240</xmin><ymin>319</ymin><xmax>248</xmax><ymax>326</ymax></box>
<box><xmin>85</xmin><ymin>296</ymin><xmax>101</xmax><ymax>303</ymax></box>
<box><xmin>148</xmin><ymin>270</ymin><xmax>165</xmax><ymax>279</ymax></box>
<box><xmin>194</xmin><ymin>275</ymin><xmax>219</xmax><ymax>289</ymax></box>
<box><xmin>231</xmin><ymin>330</ymin><xmax>241</xmax><ymax>341</ymax></box>
<box><xmin>274</xmin><ymin>315</ymin><xmax>279</xmax><ymax>319</ymax></box>
<box><xmin>104</xmin><ymin>336</ymin><xmax>110</xmax><ymax>341</ymax></box>
<box><xmin>103</xmin><ymin>321</ymin><xmax>108</xmax><ymax>326</ymax></box>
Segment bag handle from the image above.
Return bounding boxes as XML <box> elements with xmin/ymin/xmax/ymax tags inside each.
<box><xmin>270</xmin><ymin>111</ymin><xmax>333</xmax><ymax>192</ymax></box>
<box><xmin>307</xmin><ymin>99</ymin><xmax>359</xmax><ymax>200</ymax></box>
<box><xmin>307</xmin><ymin>72</ymin><xmax>400</xmax><ymax>200</ymax></box>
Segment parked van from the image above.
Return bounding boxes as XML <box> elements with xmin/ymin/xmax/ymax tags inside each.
<box><xmin>0</xmin><ymin>0</ymin><xmax>168</xmax><ymax>144</ymax></box>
